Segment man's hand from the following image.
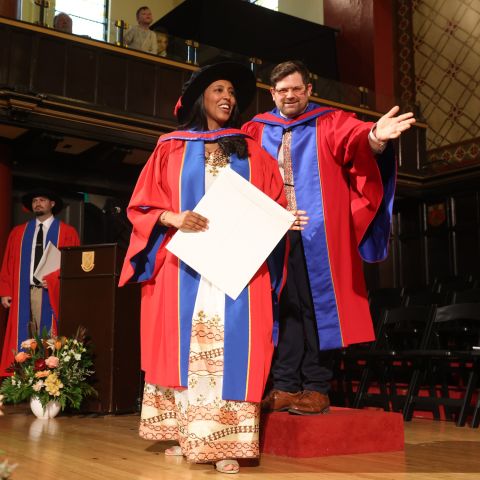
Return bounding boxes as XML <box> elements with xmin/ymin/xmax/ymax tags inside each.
<box><xmin>1</xmin><ymin>296</ymin><xmax>12</xmax><ymax>309</ymax></box>
<box><xmin>41</xmin><ymin>279</ymin><xmax>48</xmax><ymax>289</ymax></box>
<box><xmin>375</xmin><ymin>106</ymin><xmax>416</xmax><ymax>142</ymax></box>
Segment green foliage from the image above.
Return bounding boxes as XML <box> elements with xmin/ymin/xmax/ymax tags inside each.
<box><xmin>0</xmin><ymin>327</ymin><xmax>97</xmax><ymax>411</ymax></box>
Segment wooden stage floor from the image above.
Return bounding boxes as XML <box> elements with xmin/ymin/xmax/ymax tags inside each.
<box><xmin>1</xmin><ymin>405</ymin><xmax>479</xmax><ymax>479</ymax></box>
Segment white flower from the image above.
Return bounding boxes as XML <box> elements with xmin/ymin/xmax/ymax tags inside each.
<box><xmin>33</xmin><ymin>380</ymin><xmax>44</xmax><ymax>392</ymax></box>
<box><xmin>63</xmin><ymin>355</ymin><xmax>71</xmax><ymax>362</ymax></box>
<box><xmin>11</xmin><ymin>379</ymin><xmax>16</xmax><ymax>386</ymax></box>
<box><xmin>20</xmin><ymin>338</ymin><xmax>35</xmax><ymax>349</ymax></box>
<box><xmin>74</xmin><ymin>353</ymin><xmax>81</xmax><ymax>361</ymax></box>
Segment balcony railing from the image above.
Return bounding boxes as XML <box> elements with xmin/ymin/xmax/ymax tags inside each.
<box><xmin>15</xmin><ymin>0</ymin><xmax>422</xmax><ymax>116</ymax></box>
<box><xmin>0</xmin><ymin>14</ymin><xmax>426</xmax><ymax>177</ymax></box>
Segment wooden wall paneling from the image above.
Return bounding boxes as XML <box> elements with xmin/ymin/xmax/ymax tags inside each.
<box><xmin>380</xmin><ymin>215</ymin><xmax>400</xmax><ymax>286</ymax></box>
<box><xmin>7</xmin><ymin>28</ymin><xmax>33</xmax><ymax>91</ymax></box>
<box><xmin>450</xmin><ymin>193</ymin><xmax>480</xmax><ymax>278</ymax></box>
<box><xmin>65</xmin><ymin>44</ymin><xmax>97</xmax><ymax>103</ymax></box>
<box><xmin>364</xmin><ymin>212</ymin><xmax>399</xmax><ymax>290</ymax></box>
<box><xmin>416</xmin><ymin>125</ymin><xmax>427</xmax><ymax>170</ymax></box>
<box><xmin>242</xmin><ymin>94</ymin><xmax>258</xmax><ymax>126</ymax></box>
<box><xmin>398</xmin><ymin>126</ymin><xmax>420</xmax><ymax>173</ymax></box>
<box><xmin>126</xmin><ymin>60</ymin><xmax>157</xmax><ymax>117</ymax></box>
<box><xmin>423</xmin><ymin>200</ymin><xmax>452</xmax><ymax>283</ymax></box>
<box><xmin>32</xmin><ymin>36</ymin><xmax>66</xmax><ymax>96</ymax></box>
<box><xmin>154</xmin><ymin>65</ymin><xmax>186</xmax><ymax>122</ymax></box>
<box><xmin>97</xmin><ymin>52</ymin><xmax>128</xmax><ymax>111</ymax></box>
<box><xmin>363</xmin><ymin>236</ymin><xmax>398</xmax><ymax>290</ymax></box>
<box><xmin>0</xmin><ymin>25</ymin><xmax>9</xmax><ymax>85</ymax></box>
<box><xmin>397</xmin><ymin>200</ymin><xmax>425</xmax><ymax>287</ymax></box>
<box><xmin>257</xmin><ymin>88</ymin><xmax>274</xmax><ymax>115</ymax></box>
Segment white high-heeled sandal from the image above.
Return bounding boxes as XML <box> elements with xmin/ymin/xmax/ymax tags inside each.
<box><xmin>164</xmin><ymin>445</ymin><xmax>183</xmax><ymax>456</ymax></box>
<box><xmin>215</xmin><ymin>459</ymin><xmax>240</xmax><ymax>474</ymax></box>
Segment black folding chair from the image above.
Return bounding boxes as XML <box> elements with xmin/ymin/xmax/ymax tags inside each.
<box><xmin>331</xmin><ymin>288</ymin><xmax>406</xmax><ymax>407</ymax></box>
<box><xmin>403</xmin><ymin>289</ymin><xmax>449</xmax><ymax>307</ymax></box>
<box><xmin>350</xmin><ymin>305</ymin><xmax>436</xmax><ymax>412</ymax></box>
<box><xmin>403</xmin><ymin>303</ymin><xmax>480</xmax><ymax>426</ymax></box>
<box><xmin>472</xmin><ymin>394</ymin><xmax>480</xmax><ymax>428</ymax></box>
<box><xmin>451</xmin><ymin>289</ymin><xmax>480</xmax><ymax>304</ymax></box>
<box><xmin>368</xmin><ymin>288</ymin><xmax>405</xmax><ymax>327</ymax></box>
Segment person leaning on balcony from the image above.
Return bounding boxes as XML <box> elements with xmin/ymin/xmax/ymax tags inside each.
<box><xmin>124</xmin><ymin>6</ymin><xmax>158</xmax><ymax>55</ymax></box>
<box><xmin>156</xmin><ymin>29</ymin><xmax>169</xmax><ymax>57</ymax></box>
<box><xmin>0</xmin><ymin>189</ymin><xmax>79</xmax><ymax>376</ymax></box>
<box><xmin>118</xmin><ymin>61</ymin><xmax>307</xmax><ymax>474</ymax></box>
<box><xmin>243</xmin><ymin>60</ymin><xmax>416</xmax><ymax>416</ymax></box>
<box><xmin>53</xmin><ymin>12</ymin><xmax>72</xmax><ymax>34</ymax></box>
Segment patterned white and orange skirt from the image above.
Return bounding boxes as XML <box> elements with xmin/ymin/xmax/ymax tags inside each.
<box><xmin>139</xmin><ymin>278</ymin><xmax>260</xmax><ymax>463</ymax></box>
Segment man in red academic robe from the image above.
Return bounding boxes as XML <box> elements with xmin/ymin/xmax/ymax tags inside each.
<box><xmin>0</xmin><ymin>189</ymin><xmax>79</xmax><ymax>376</ymax></box>
<box><xmin>243</xmin><ymin>60</ymin><xmax>416</xmax><ymax>414</ymax></box>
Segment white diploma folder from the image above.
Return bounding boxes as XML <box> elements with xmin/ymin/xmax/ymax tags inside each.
<box><xmin>33</xmin><ymin>241</ymin><xmax>61</xmax><ymax>280</ymax></box>
<box><xmin>166</xmin><ymin>168</ymin><xmax>295</xmax><ymax>300</ymax></box>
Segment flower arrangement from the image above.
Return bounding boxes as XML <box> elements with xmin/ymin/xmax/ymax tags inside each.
<box><xmin>0</xmin><ymin>455</ymin><xmax>16</xmax><ymax>480</ymax></box>
<box><xmin>0</xmin><ymin>327</ymin><xmax>96</xmax><ymax>411</ymax></box>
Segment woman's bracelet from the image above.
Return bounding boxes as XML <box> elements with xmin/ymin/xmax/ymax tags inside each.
<box><xmin>160</xmin><ymin>210</ymin><xmax>170</xmax><ymax>226</ymax></box>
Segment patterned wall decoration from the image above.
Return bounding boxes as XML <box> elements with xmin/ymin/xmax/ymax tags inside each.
<box><xmin>395</xmin><ymin>0</ymin><xmax>417</xmax><ymax>111</ymax></box>
<box><xmin>411</xmin><ymin>0</ymin><xmax>480</xmax><ymax>170</ymax></box>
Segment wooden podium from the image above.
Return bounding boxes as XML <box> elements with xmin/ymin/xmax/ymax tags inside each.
<box><xmin>59</xmin><ymin>243</ymin><xmax>141</xmax><ymax>414</ymax></box>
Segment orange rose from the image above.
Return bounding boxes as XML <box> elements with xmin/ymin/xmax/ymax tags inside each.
<box><xmin>14</xmin><ymin>352</ymin><xmax>31</xmax><ymax>363</ymax></box>
<box><xmin>34</xmin><ymin>370</ymin><xmax>50</xmax><ymax>378</ymax></box>
<box><xmin>30</xmin><ymin>340</ymin><xmax>38</xmax><ymax>351</ymax></box>
<box><xmin>54</xmin><ymin>339</ymin><xmax>63</xmax><ymax>351</ymax></box>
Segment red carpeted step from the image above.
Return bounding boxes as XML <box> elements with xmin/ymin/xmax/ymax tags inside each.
<box><xmin>260</xmin><ymin>407</ymin><xmax>404</xmax><ymax>457</ymax></box>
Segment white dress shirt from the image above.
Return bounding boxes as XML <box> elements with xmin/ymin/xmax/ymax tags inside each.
<box><xmin>30</xmin><ymin>215</ymin><xmax>54</xmax><ymax>285</ymax></box>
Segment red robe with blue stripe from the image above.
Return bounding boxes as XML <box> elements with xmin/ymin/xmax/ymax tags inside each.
<box><xmin>0</xmin><ymin>219</ymin><xmax>80</xmax><ymax>375</ymax></box>
<box><xmin>119</xmin><ymin>129</ymin><xmax>288</xmax><ymax>402</ymax></box>
<box><xmin>243</xmin><ymin>104</ymin><xmax>396</xmax><ymax>350</ymax></box>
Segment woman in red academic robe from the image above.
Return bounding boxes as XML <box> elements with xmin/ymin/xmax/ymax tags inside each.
<box><xmin>119</xmin><ymin>62</ymin><xmax>303</xmax><ymax>473</ymax></box>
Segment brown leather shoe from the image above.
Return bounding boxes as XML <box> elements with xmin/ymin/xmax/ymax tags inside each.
<box><xmin>288</xmin><ymin>390</ymin><xmax>330</xmax><ymax>415</ymax></box>
<box><xmin>261</xmin><ymin>389</ymin><xmax>302</xmax><ymax>412</ymax></box>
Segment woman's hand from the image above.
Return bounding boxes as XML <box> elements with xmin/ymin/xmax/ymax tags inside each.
<box><xmin>290</xmin><ymin>210</ymin><xmax>309</xmax><ymax>231</ymax></box>
<box><xmin>160</xmin><ymin>210</ymin><xmax>209</xmax><ymax>232</ymax></box>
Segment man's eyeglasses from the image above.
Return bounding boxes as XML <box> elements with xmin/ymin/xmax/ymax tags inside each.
<box><xmin>273</xmin><ymin>85</ymin><xmax>307</xmax><ymax>96</ymax></box>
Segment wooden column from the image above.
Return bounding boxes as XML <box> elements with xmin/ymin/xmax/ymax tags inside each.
<box><xmin>0</xmin><ymin>0</ymin><xmax>21</xmax><ymax>19</ymax></box>
<box><xmin>373</xmin><ymin>0</ymin><xmax>395</xmax><ymax>111</ymax></box>
<box><xmin>324</xmin><ymin>0</ymin><xmax>375</xmax><ymax>91</ymax></box>
<box><xmin>0</xmin><ymin>144</ymin><xmax>12</xmax><ymax>357</ymax></box>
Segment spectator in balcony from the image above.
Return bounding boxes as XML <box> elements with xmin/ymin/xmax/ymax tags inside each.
<box><xmin>119</xmin><ymin>61</ymin><xmax>300</xmax><ymax>474</ymax></box>
<box><xmin>124</xmin><ymin>6</ymin><xmax>157</xmax><ymax>55</ymax></box>
<box><xmin>156</xmin><ymin>30</ymin><xmax>169</xmax><ymax>58</ymax></box>
<box><xmin>53</xmin><ymin>12</ymin><xmax>72</xmax><ymax>34</ymax></box>
<box><xmin>0</xmin><ymin>189</ymin><xmax>80</xmax><ymax>376</ymax></box>
<box><xmin>243</xmin><ymin>60</ymin><xmax>416</xmax><ymax>416</ymax></box>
